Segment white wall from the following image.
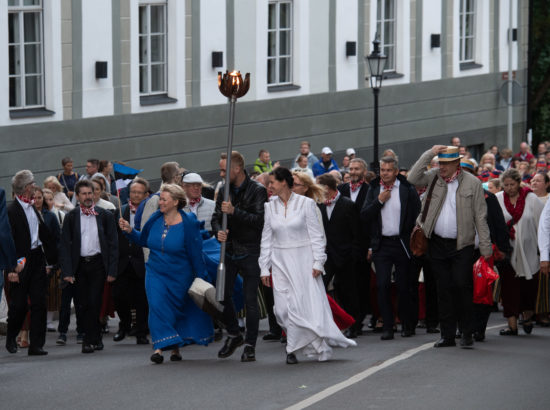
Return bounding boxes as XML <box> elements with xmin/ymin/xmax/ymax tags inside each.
<box><xmin>335</xmin><ymin>0</ymin><xmax>358</xmax><ymax>91</ymax></box>
<box><xmin>498</xmin><ymin>0</ymin><xmax>518</xmax><ymax>73</ymax></box>
<box><xmin>308</xmin><ymin>0</ymin><xmax>328</xmax><ymax>94</ymax></box>
<box><xmin>234</xmin><ymin>0</ymin><xmax>258</xmax><ymax>102</ymax></box>
<box><xmin>130</xmin><ymin>0</ymin><xmax>187</xmax><ymax>113</ymax></box>
<box><xmin>81</xmin><ymin>0</ymin><xmax>114</xmax><ymax>118</ymax></box>
<box><xmin>200</xmin><ymin>0</ymin><xmax>227</xmax><ymax>106</ymax></box>
<box><xmin>421</xmin><ymin>0</ymin><xmax>442</xmax><ymax>81</ymax></box>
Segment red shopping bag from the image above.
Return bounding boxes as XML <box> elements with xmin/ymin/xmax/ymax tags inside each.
<box><xmin>473</xmin><ymin>256</ymin><xmax>499</xmax><ymax>305</ymax></box>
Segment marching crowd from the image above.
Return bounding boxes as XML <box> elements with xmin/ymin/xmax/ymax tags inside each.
<box><xmin>2</xmin><ymin>137</ymin><xmax>550</xmax><ymax>364</ymax></box>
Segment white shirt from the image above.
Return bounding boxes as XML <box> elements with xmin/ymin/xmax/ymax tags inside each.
<box><xmin>129</xmin><ymin>210</ymin><xmax>136</xmax><ymax>229</ymax></box>
<box><xmin>381</xmin><ymin>179</ymin><xmax>401</xmax><ymax>236</ymax></box>
<box><xmin>538</xmin><ymin>198</ymin><xmax>550</xmax><ymax>262</ymax></box>
<box><xmin>326</xmin><ymin>191</ymin><xmax>340</xmax><ymax>220</ymax></box>
<box><xmin>433</xmin><ymin>179</ymin><xmax>458</xmax><ymax>239</ymax></box>
<box><xmin>350</xmin><ymin>185</ymin><xmax>361</xmax><ymax>202</ymax></box>
<box><xmin>16</xmin><ymin>197</ymin><xmax>41</xmax><ymax>249</ymax></box>
<box><xmin>80</xmin><ymin>209</ymin><xmax>101</xmax><ymax>257</ymax></box>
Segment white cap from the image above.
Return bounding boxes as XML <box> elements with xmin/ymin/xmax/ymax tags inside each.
<box><xmin>346</xmin><ymin>148</ymin><xmax>356</xmax><ymax>156</ymax></box>
<box><xmin>321</xmin><ymin>147</ymin><xmax>333</xmax><ymax>155</ymax></box>
<box><xmin>182</xmin><ymin>172</ymin><xmax>203</xmax><ymax>184</ymax></box>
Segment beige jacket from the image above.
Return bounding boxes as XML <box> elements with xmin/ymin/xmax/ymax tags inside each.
<box><xmin>407</xmin><ymin>149</ymin><xmax>492</xmax><ymax>256</ymax></box>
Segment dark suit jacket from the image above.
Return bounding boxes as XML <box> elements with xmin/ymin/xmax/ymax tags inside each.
<box><xmin>361</xmin><ymin>174</ymin><xmax>421</xmax><ymax>254</ymax></box>
<box><xmin>7</xmin><ymin>198</ymin><xmax>57</xmax><ymax>266</ymax></box>
<box><xmin>0</xmin><ymin>188</ymin><xmax>17</xmax><ymax>270</ymax></box>
<box><xmin>117</xmin><ymin>204</ymin><xmax>145</xmax><ymax>277</ymax></box>
<box><xmin>59</xmin><ymin>206</ymin><xmax>118</xmax><ymax>279</ymax></box>
<box><xmin>339</xmin><ymin>182</ymin><xmax>370</xmax><ymax>249</ymax></box>
<box><xmin>318</xmin><ymin>195</ymin><xmax>361</xmax><ymax>267</ymax></box>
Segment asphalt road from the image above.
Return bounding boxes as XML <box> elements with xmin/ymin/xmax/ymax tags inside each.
<box><xmin>1</xmin><ymin>314</ymin><xmax>549</xmax><ymax>410</ymax></box>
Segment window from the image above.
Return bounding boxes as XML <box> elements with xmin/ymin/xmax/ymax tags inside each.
<box><xmin>376</xmin><ymin>0</ymin><xmax>396</xmax><ymax>72</ymax></box>
<box><xmin>8</xmin><ymin>0</ymin><xmax>44</xmax><ymax>109</ymax></box>
<box><xmin>267</xmin><ymin>1</ymin><xmax>292</xmax><ymax>86</ymax></box>
<box><xmin>139</xmin><ymin>3</ymin><xmax>167</xmax><ymax>96</ymax></box>
<box><xmin>459</xmin><ymin>0</ymin><xmax>475</xmax><ymax>63</ymax></box>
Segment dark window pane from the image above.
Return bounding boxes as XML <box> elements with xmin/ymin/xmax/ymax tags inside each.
<box><xmin>268</xmin><ymin>3</ymin><xmax>276</xmax><ymax>29</ymax></box>
<box><xmin>140</xmin><ymin>65</ymin><xmax>148</xmax><ymax>93</ymax></box>
<box><xmin>466</xmin><ymin>14</ymin><xmax>474</xmax><ymax>36</ymax></box>
<box><xmin>9</xmin><ymin>77</ymin><xmax>21</xmax><ymax>107</ymax></box>
<box><xmin>151</xmin><ymin>64</ymin><xmax>165</xmax><ymax>92</ymax></box>
<box><xmin>150</xmin><ymin>5</ymin><xmax>165</xmax><ymax>33</ymax></box>
<box><xmin>23</xmin><ymin>12</ymin><xmax>40</xmax><ymax>43</ymax></box>
<box><xmin>384</xmin><ymin>21</ymin><xmax>393</xmax><ymax>46</ymax></box>
<box><xmin>24</xmin><ymin>44</ymin><xmax>40</xmax><ymax>74</ymax></box>
<box><xmin>25</xmin><ymin>75</ymin><xmax>42</xmax><ymax>105</ymax></box>
<box><xmin>268</xmin><ymin>32</ymin><xmax>276</xmax><ymax>57</ymax></box>
<box><xmin>150</xmin><ymin>35</ymin><xmax>165</xmax><ymax>63</ymax></box>
<box><xmin>385</xmin><ymin>46</ymin><xmax>394</xmax><ymax>71</ymax></box>
<box><xmin>280</xmin><ymin>3</ymin><xmax>291</xmax><ymax>29</ymax></box>
<box><xmin>139</xmin><ymin>36</ymin><xmax>147</xmax><ymax>64</ymax></box>
<box><xmin>377</xmin><ymin>0</ymin><xmax>381</xmax><ymax>20</ymax></box>
<box><xmin>385</xmin><ymin>0</ymin><xmax>393</xmax><ymax>20</ymax></box>
<box><xmin>267</xmin><ymin>58</ymin><xmax>276</xmax><ymax>84</ymax></box>
<box><xmin>9</xmin><ymin>13</ymin><xmax>20</xmax><ymax>44</ymax></box>
<box><xmin>23</xmin><ymin>0</ymin><xmax>40</xmax><ymax>5</ymax></box>
<box><xmin>139</xmin><ymin>6</ymin><xmax>147</xmax><ymax>35</ymax></box>
<box><xmin>279</xmin><ymin>57</ymin><xmax>290</xmax><ymax>83</ymax></box>
<box><xmin>9</xmin><ymin>0</ymin><xmax>19</xmax><ymax>7</ymax></box>
<box><xmin>9</xmin><ymin>45</ymin><xmax>20</xmax><ymax>75</ymax></box>
<box><xmin>280</xmin><ymin>30</ymin><xmax>290</xmax><ymax>55</ymax></box>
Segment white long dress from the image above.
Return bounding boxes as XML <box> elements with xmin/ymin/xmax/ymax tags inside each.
<box><xmin>259</xmin><ymin>193</ymin><xmax>356</xmax><ymax>361</ymax></box>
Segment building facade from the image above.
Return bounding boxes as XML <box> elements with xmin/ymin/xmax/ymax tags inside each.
<box><xmin>0</xmin><ymin>0</ymin><xmax>527</xmax><ymax>191</ymax></box>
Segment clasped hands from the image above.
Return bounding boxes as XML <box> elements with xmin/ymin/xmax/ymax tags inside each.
<box><xmin>261</xmin><ymin>269</ymin><xmax>322</xmax><ymax>287</ymax></box>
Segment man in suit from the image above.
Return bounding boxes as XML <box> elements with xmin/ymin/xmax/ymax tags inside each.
<box><xmin>361</xmin><ymin>156</ymin><xmax>421</xmax><ymax>340</ymax></box>
<box><xmin>5</xmin><ymin>170</ymin><xmax>56</xmax><ymax>355</ymax></box>
<box><xmin>317</xmin><ymin>173</ymin><xmax>362</xmax><ymax>338</ymax></box>
<box><xmin>59</xmin><ymin>180</ymin><xmax>118</xmax><ymax>353</ymax></box>
<box><xmin>0</xmin><ymin>187</ymin><xmax>17</xmax><ymax>296</ymax></box>
<box><xmin>339</xmin><ymin>158</ymin><xmax>371</xmax><ymax>333</ymax></box>
<box><xmin>113</xmin><ymin>177</ymin><xmax>149</xmax><ymax>344</ymax></box>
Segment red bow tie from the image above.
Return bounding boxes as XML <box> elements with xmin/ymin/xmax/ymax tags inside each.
<box><xmin>380</xmin><ymin>180</ymin><xmax>394</xmax><ymax>191</ymax></box>
<box><xmin>444</xmin><ymin>169</ymin><xmax>461</xmax><ymax>184</ymax></box>
<box><xmin>350</xmin><ymin>180</ymin><xmax>364</xmax><ymax>193</ymax></box>
<box><xmin>189</xmin><ymin>196</ymin><xmax>201</xmax><ymax>207</ymax></box>
<box><xmin>80</xmin><ymin>204</ymin><xmax>99</xmax><ymax>216</ymax></box>
<box><xmin>17</xmin><ymin>195</ymin><xmax>35</xmax><ymax>205</ymax></box>
<box><xmin>324</xmin><ymin>193</ymin><xmax>338</xmax><ymax>206</ymax></box>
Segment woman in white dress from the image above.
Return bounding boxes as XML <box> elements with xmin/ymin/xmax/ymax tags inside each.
<box><xmin>259</xmin><ymin>167</ymin><xmax>356</xmax><ymax>364</ymax></box>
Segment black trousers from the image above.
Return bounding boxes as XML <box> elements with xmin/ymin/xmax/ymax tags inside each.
<box><xmin>58</xmin><ymin>282</ymin><xmax>83</xmax><ymax>335</ymax></box>
<box><xmin>7</xmin><ymin>248</ymin><xmax>47</xmax><ymax>349</ymax></box>
<box><xmin>221</xmin><ymin>253</ymin><xmax>260</xmax><ymax>346</ymax></box>
<box><xmin>411</xmin><ymin>255</ymin><xmax>439</xmax><ymax>328</ymax></box>
<box><xmin>113</xmin><ymin>263</ymin><xmax>148</xmax><ymax>336</ymax></box>
<box><xmin>429</xmin><ymin>235</ymin><xmax>475</xmax><ymax>340</ymax></box>
<box><xmin>261</xmin><ymin>282</ymin><xmax>281</xmax><ymax>336</ymax></box>
<box><xmin>473</xmin><ymin>303</ymin><xmax>492</xmax><ymax>334</ymax></box>
<box><xmin>75</xmin><ymin>255</ymin><xmax>106</xmax><ymax>345</ymax></box>
<box><xmin>372</xmin><ymin>238</ymin><xmax>414</xmax><ymax>331</ymax></box>
<box><xmin>325</xmin><ymin>257</ymin><xmax>361</xmax><ymax>330</ymax></box>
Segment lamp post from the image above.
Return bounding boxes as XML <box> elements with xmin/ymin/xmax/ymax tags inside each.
<box><xmin>365</xmin><ymin>35</ymin><xmax>387</xmax><ymax>174</ymax></box>
<box><xmin>216</xmin><ymin>70</ymin><xmax>250</xmax><ymax>301</ymax></box>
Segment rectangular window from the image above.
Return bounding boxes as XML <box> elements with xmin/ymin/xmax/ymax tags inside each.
<box><xmin>139</xmin><ymin>3</ymin><xmax>167</xmax><ymax>96</ymax></box>
<box><xmin>376</xmin><ymin>0</ymin><xmax>396</xmax><ymax>72</ymax></box>
<box><xmin>267</xmin><ymin>1</ymin><xmax>292</xmax><ymax>86</ymax></box>
<box><xmin>459</xmin><ymin>0</ymin><xmax>475</xmax><ymax>63</ymax></box>
<box><xmin>8</xmin><ymin>0</ymin><xmax>44</xmax><ymax>109</ymax></box>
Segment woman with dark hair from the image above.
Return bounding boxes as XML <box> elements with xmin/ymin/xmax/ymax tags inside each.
<box><xmin>495</xmin><ymin>168</ymin><xmax>544</xmax><ymax>335</ymax></box>
<box><xmin>259</xmin><ymin>167</ymin><xmax>355</xmax><ymax>364</ymax></box>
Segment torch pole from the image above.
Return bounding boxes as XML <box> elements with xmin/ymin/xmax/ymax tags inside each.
<box><xmin>216</xmin><ymin>94</ymin><xmax>237</xmax><ymax>302</ymax></box>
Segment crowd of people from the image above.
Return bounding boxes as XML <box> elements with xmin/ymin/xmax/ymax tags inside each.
<box><xmin>1</xmin><ymin>137</ymin><xmax>550</xmax><ymax>363</ymax></box>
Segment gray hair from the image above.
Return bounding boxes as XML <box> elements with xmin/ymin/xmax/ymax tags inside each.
<box><xmin>12</xmin><ymin>170</ymin><xmax>34</xmax><ymax>195</ymax></box>
<box><xmin>350</xmin><ymin>158</ymin><xmax>368</xmax><ymax>171</ymax></box>
<box><xmin>380</xmin><ymin>156</ymin><xmax>399</xmax><ymax>170</ymax></box>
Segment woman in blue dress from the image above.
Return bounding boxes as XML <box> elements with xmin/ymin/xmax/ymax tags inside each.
<box><xmin>119</xmin><ymin>184</ymin><xmax>213</xmax><ymax>364</ymax></box>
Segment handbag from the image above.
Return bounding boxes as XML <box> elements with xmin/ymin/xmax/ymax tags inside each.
<box><xmin>188</xmin><ymin>277</ymin><xmax>224</xmax><ymax>321</ymax></box>
<box><xmin>410</xmin><ymin>176</ymin><xmax>438</xmax><ymax>257</ymax></box>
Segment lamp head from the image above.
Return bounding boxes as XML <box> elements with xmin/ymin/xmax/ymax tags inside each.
<box><xmin>218</xmin><ymin>70</ymin><xmax>250</xmax><ymax>99</ymax></box>
<box><xmin>366</xmin><ymin>33</ymin><xmax>387</xmax><ymax>89</ymax></box>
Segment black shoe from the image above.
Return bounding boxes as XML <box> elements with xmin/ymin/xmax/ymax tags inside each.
<box><xmin>499</xmin><ymin>327</ymin><xmax>518</xmax><ymax>336</ymax></box>
<box><xmin>241</xmin><ymin>345</ymin><xmax>256</xmax><ymax>362</ymax></box>
<box><xmin>94</xmin><ymin>340</ymin><xmax>104</xmax><ymax>351</ymax></box>
<box><xmin>426</xmin><ymin>327</ymin><xmax>440</xmax><ymax>334</ymax></box>
<box><xmin>28</xmin><ymin>347</ymin><xmax>48</xmax><ymax>356</ymax></box>
<box><xmin>56</xmin><ymin>333</ymin><xmax>67</xmax><ymax>346</ymax></box>
<box><xmin>460</xmin><ymin>334</ymin><xmax>474</xmax><ymax>349</ymax></box>
<box><xmin>381</xmin><ymin>330</ymin><xmax>394</xmax><ymax>340</ymax></box>
<box><xmin>218</xmin><ymin>335</ymin><xmax>244</xmax><ymax>359</ymax></box>
<box><xmin>263</xmin><ymin>332</ymin><xmax>281</xmax><ymax>341</ymax></box>
<box><xmin>170</xmin><ymin>352</ymin><xmax>182</xmax><ymax>362</ymax></box>
<box><xmin>136</xmin><ymin>336</ymin><xmax>150</xmax><ymax>345</ymax></box>
<box><xmin>523</xmin><ymin>319</ymin><xmax>534</xmax><ymax>335</ymax></box>
<box><xmin>82</xmin><ymin>344</ymin><xmax>95</xmax><ymax>354</ymax></box>
<box><xmin>150</xmin><ymin>352</ymin><xmax>163</xmax><ymax>364</ymax></box>
<box><xmin>434</xmin><ymin>338</ymin><xmax>456</xmax><ymax>348</ymax></box>
<box><xmin>286</xmin><ymin>353</ymin><xmax>298</xmax><ymax>364</ymax></box>
<box><xmin>280</xmin><ymin>336</ymin><xmax>287</xmax><ymax>344</ymax></box>
<box><xmin>113</xmin><ymin>330</ymin><xmax>126</xmax><ymax>342</ymax></box>
<box><xmin>401</xmin><ymin>329</ymin><xmax>414</xmax><ymax>337</ymax></box>
<box><xmin>6</xmin><ymin>338</ymin><xmax>18</xmax><ymax>354</ymax></box>
<box><xmin>473</xmin><ymin>331</ymin><xmax>485</xmax><ymax>342</ymax></box>
<box><xmin>344</xmin><ymin>328</ymin><xmax>358</xmax><ymax>339</ymax></box>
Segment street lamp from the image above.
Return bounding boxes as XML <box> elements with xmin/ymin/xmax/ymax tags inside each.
<box><xmin>216</xmin><ymin>70</ymin><xmax>250</xmax><ymax>301</ymax></box>
<box><xmin>365</xmin><ymin>34</ymin><xmax>387</xmax><ymax>174</ymax></box>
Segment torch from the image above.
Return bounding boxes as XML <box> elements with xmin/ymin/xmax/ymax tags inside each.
<box><xmin>216</xmin><ymin>70</ymin><xmax>250</xmax><ymax>301</ymax></box>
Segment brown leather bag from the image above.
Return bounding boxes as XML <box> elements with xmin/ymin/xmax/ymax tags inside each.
<box><xmin>410</xmin><ymin>176</ymin><xmax>438</xmax><ymax>257</ymax></box>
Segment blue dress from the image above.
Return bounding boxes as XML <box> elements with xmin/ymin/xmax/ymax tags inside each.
<box><xmin>128</xmin><ymin>210</ymin><xmax>214</xmax><ymax>350</ymax></box>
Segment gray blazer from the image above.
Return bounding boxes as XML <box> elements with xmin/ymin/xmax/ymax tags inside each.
<box><xmin>184</xmin><ymin>197</ymin><xmax>215</xmax><ymax>232</ymax></box>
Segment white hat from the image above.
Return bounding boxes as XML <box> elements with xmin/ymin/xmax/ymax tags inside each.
<box><xmin>321</xmin><ymin>147</ymin><xmax>333</xmax><ymax>155</ymax></box>
<box><xmin>346</xmin><ymin>148</ymin><xmax>356</xmax><ymax>156</ymax></box>
<box><xmin>183</xmin><ymin>172</ymin><xmax>203</xmax><ymax>184</ymax></box>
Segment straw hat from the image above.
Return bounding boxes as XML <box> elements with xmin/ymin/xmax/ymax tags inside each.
<box><xmin>436</xmin><ymin>146</ymin><xmax>463</xmax><ymax>162</ymax></box>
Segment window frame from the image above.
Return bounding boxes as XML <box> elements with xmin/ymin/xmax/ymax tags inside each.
<box><xmin>8</xmin><ymin>0</ymin><xmax>45</xmax><ymax>110</ymax></box>
<box><xmin>138</xmin><ymin>2</ymin><xmax>168</xmax><ymax>97</ymax></box>
<box><xmin>459</xmin><ymin>0</ymin><xmax>476</xmax><ymax>64</ymax></box>
<box><xmin>376</xmin><ymin>0</ymin><xmax>396</xmax><ymax>73</ymax></box>
<box><xmin>267</xmin><ymin>0</ymin><xmax>293</xmax><ymax>87</ymax></box>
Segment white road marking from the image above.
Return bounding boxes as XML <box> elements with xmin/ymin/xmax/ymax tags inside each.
<box><xmin>285</xmin><ymin>324</ymin><xmax>505</xmax><ymax>410</ymax></box>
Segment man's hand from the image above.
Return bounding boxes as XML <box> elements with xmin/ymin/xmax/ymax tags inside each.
<box><xmin>261</xmin><ymin>276</ymin><xmax>271</xmax><ymax>287</ymax></box>
<box><xmin>107</xmin><ymin>275</ymin><xmax>116</xmax><ymax>283</ymax></box>
<box><xmin>378</xmin><ymin>190</ymin><xmax>391</xmax><ymax>203</ymax></box>
<box><xmin>119</xmin><ymin>218</ymin><xmax>132</xmax><ymax>233</ymax></box>
<box><xmin>312</xmin><ymin>269</ymin><xmax>322</xmax><ymax>278</ymax></box>
<box><xmin>7</xmin><ymin>272</ymin><xmax>19</xmax><ymax>283</ymax></box>
<box><xmin>431</xmin><ymin>145</ymin><xmax>448</xmax><ymax>156</ymax></box>
<box><xmin>217</xmin><ymin>230</ymin><xmax>229</xmax><ymax>243</ymax></box>
<box><xmin>367</xmin><ymin>249</ymin><xmax>372</xmax><ymax>261</ymax></box>
<box><xmin>541</xmin><ymin>261</ymin><xmax>549</xmax><ymax>275</ymax></box>
<box><xmin>64</xmin><ymin>276</ymin><xmax>75</xmax><ymax>284</ymax></box>
<box><xmin>221</xmin><ymin>201</ymin><xmax>234</xmax><ymax>215</ymax></box>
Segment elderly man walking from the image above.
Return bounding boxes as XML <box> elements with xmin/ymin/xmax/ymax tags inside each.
<box><xmin>408</xmin><ymin>146</ymin><xmax>492</xmax><ymax>349</ymax></box>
